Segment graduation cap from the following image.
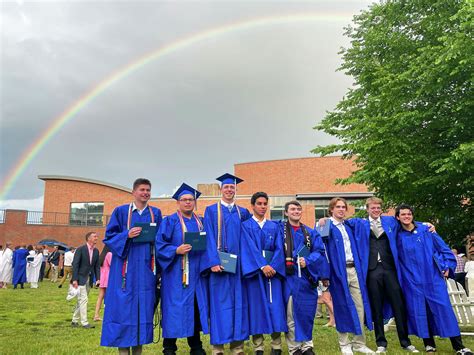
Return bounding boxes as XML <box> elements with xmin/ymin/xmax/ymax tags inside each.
<box><xmin>216</xmin><ymin>173</ymin><xmax>244</xmax><ymax>186</ymax></box>
<box><xmin>172</xmin><ymin>183</ymin><xmax>202</xmax><ymax>201</ymax></box>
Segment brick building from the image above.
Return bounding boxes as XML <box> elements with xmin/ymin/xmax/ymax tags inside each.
<box><xmin>0</xmin><ymin>156</ymin><xmax>372</xmax><ymax>247</ymax></box>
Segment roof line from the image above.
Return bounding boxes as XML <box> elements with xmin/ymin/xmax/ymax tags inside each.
<box><xmin>38</xmin><ymin>175</ymin><xmax>131</xmax><ymax>193</ymax></box>
<box><xmin>234</xmin><ymin>154</ymin><xmax>348</xmax><ymax>166</ymax></box>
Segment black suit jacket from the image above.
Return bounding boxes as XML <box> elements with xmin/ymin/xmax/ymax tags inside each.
<box><xmin>72</xmin><ymin>244</ymin><xmax>100</xmax><ymax>286</ymax></box>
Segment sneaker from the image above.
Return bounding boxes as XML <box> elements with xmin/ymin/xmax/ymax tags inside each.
<box><xmin>425</xmin><ymin>346</ymin><xmax>436</xmax><ymax>353</ymax></box>
<box><xmin>403</xmin><ymin>345</ymin><xmax>419</xmax><ymax>353</ymax></box>
<box><xmin>457</xmin><ymin>349</ymin><xmax>474</xmax><ymax>355</ymax></box>
<box><xmin>71</xmin><ymin>322</ymin><xmax>79</xmax><ymax>327</ymax></box>
<box><xmin>341</xmin><ymin>345</ymin><xmax>353</xmax><ymax>355</ymax></box>
<box><xmin>302</xmin><ymin>349</ymin><xmax>315</xmax><ymax>355</ymax></box>
<box><xmin>376</xmin><ymin>347</ymin><xmax>387</xmax><ymax>354</ymax></box>
<box><xmin>82</xmin><ymin>323</ymin><xmax>95</xmax><ymax>329</ymax></box>
<box><xmin>353</xmin><ymin>345</ymin><xmax>375</xmax><ymax>354</ymax></box>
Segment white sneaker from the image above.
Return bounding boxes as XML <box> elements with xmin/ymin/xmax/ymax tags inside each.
<box><xmin>341</xmin><ymin>345</ymin><xmax>353</xmax><ymax>355</ymax></box>
<box><xmin>425</xmin><ymin>346</ymin><xmax>436</xmax><ymax>353</ymax></box>
<box><xmin>353</xmin><ymin>345</ymin><xmax>375</xmax><ymax>354</ymax></box>
<box><xmin>376</xmin><ymin>347</ymin><xmax>386</xmax><ymax>354</ymax></box>
<box><xmin>403</xmin><ymin>345</ymin><xmax>420</xmax><ymax>353</ymax></box>
<box><xmin>457</xmin><ymin>348</ymin><xmax>474</xmax><ymax>355</ymax></box>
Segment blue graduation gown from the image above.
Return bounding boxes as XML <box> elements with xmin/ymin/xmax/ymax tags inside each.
<box><xmin>241</xmin><ymin>218</ymin><xmax>287</xmax><ymax>335</ymax></box>
<box><xmin>12</xmin><ymin>248</ymin><xmax>28</xmax><ymax>286</ymax></box>
<box><xmin>101</xmin><ymin>204</ymin><xmax>162</xmax><ymax>348</ymax></box>
<box><xmin>155</xmin><ymin>213</ymin><xmax>209</xmax><ymax>338</ymax></box>
<box><xmin>279</xmin><ymin>223</ymin><xmax>330</xmax><ymax>342</ymax></box>
<box><xmin>201</xmin><ymin>203</ymin><xmax>251</xmax><ymax>345</ymax></box>
<box><xmin>326</xmin><ymin>222</ymin><xmax>373</xmax><ymax>334</ymax></box>
<box><xmin>346</xmin><ymin>216</ymin><xmax>402</xmax><ymax>318</ymax></box>
<box><xmin>396</xmin><ymin>223</ymin><xmax>460</xmax><ymax>338</ymax></box>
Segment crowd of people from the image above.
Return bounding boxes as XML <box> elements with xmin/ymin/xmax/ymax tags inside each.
<box><xmin>0</xmin><ymin>175</ymin><xmax>472</xmax><ymax>355</ymax></box>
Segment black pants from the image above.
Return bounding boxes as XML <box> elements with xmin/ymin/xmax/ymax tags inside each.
<box><xmin>39</xmin><ymin>262</ymin><xmax>46</xmax><ymax>281</ymax></box>
<box><xmin>455</xmin><ymin>272</ymin><xmax>467</xmax><ymax>292</ymax></box>
<box><xmin>422</xmin><ymin>301</ymin><xmax>464</xmax><ymax>351</ymax></box>
<box><xmin>367</xmin><ymin>264</ymin><xmax>411</xmax><ymax>348</ymax></box>
<box><xmin>163</xmin><ymin>297</ymin><xmax>203</xmax><ymax>354</ymax></box>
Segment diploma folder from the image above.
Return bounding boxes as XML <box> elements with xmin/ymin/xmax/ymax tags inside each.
<box><xmin>218</xmin><ymin>251</ymin><xmax>237</xmax><ymax>274</ymax></box>
<box><xmin>263</xmin><ymin>250</ymin><xmax>274</xmax><ymax>264</ymax></box>
<box><xmin>297</xmin><ymin>245</ymin><xmax>310</xmax><ymax>258</ymax></box>
<box><xmin>184</xmin><ymin>232</ymin><xmax>207</xmax><ymax>251</ymax></box>
<box><xmin>132</xmin><ymin>222</ymin><xmax>157</xmax><ymax>243</ymax></box>
<box><xmin>316</xmin><ymin>220</ymin><xmax>331</xmax><ymax>238</ymax></box>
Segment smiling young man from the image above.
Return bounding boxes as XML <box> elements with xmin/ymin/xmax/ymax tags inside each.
<box><xmin>395</xmin><ymin>204</ymin><xmax>472</xmax><ymax>355</ymax></box>
<box><xmin>201</xmin><ymin>173</ymin><xmax>251</xmax><ymax>355</ymax></box>
<box><xmin>101</xmin><ymin>178</ymin><xmax>163</xmax><ymax>355</ymax></box>
<box><xmin>241</xmin><ymin>192</ymin><xmax>287</xmax><ymax>355</ymax></box>
<box><xmin>156</xmin><ymin>183</ymin><xmax>208</xmax><ymax>355</ymax></box>
<box><xmin>279</xmin><ymin>200</ymin><xmax>329</xmax><ymax>355</ymax></box>
<box><xmin>325</xmin><ymin>197</ymin><xmax>374</xmax><ymax>355</ymax></box>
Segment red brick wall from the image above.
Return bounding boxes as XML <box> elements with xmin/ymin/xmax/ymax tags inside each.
<box><xmin>235</xmin><ymin>156</ymin><xmax>367</xmax><ymax>195</ymax></box>
<box><xmin>0</xmin><ymin>210</ymin><xmax>106</xmax><ymax>248</ymax></box>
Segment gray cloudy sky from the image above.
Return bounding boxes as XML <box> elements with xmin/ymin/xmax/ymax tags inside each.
<box><xmin>0</xmin><ymin>0</ymin><xmax>371</xmax><ymax>209</ymax></box>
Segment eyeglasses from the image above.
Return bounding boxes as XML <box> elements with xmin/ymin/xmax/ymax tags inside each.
<box><xmin>179</xmin><ymin>198</ymin><xmax>195</xmax><ymax>203</ymax></box>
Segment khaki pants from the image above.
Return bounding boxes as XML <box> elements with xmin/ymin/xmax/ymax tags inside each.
<box><xmin>59</xmin><ymin>266</ymin><xmax>72</xmax><ymax>286</ymax></box>
<box><xmin>50</xmin><ymin>264</ymin><xmax>59</xmax><ymax>282</ymax></box>
<box><xmin>211</xmin><ymin>341</ymin><xmax>244</xmax><ymax>355</ymax></box>
<box><xmin>72</xmin><ymin>283</ymin><xmax>91</xmax><ymax>326</ymax></box>
<box><xmin>285</xmin><ymin>296</ymin><xmax>313</xmax><ymax>354</ymax></box>
<box><xmin>337</xmin><ymin>266</ymin><xmax>366</xmax><ymax>349</ymax></box>
<box><xmin>252</xmin><ymin>333</ymin><xmax>282</xmax><ymax>351</ymax></box>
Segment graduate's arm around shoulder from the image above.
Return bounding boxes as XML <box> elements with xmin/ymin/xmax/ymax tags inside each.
<box><xmin>304</xmin><ymin>227</ymin><xmax>331</xmax><ymax>281</ymax></box>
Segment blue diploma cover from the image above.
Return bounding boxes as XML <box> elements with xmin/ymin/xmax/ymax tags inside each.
<box><xmin>316</xmin><ymin>220</ymin><xmax>331</xmax><ymax>238</ymax></box>
<box><xmin>132</xmin><ymin>222</ymin><xmax>157</xmax><ymax>243</ymax></box>
<box><xmin>218</xmin><ymin>251</ymin><xmax>237</xmax><ymax>273</ymax></box>
<box><xmin>184</xmin><ymin>232</ymin><xmax>207</xmax><ymax>251</ymax></box>
<box><xmin>297</xmin><ymin>245</ymin><xmax>310</xmax><ymax>258</ymax></box>
<box><xmin>263</xmin><ymin>250</ymin><xmax>274</xmax><ymax>264</ymax></box>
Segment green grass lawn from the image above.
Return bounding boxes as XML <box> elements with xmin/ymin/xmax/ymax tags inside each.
<box><xmin>1</xmin><ymin>281</ymin><xmax>473</xmax><ymax>354</ymax></box>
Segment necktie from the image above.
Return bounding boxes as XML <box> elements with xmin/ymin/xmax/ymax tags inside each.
<box><xmin>371</xmin><ymin>219</ymin><xmax>382</xmax><ymax>238</ymax></box>
<box><xmin>228</xmin><ymin>205</ymin><xmax>233</xmax><ymax>213</ymax></box>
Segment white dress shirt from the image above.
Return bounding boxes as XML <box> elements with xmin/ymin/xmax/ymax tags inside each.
<box><xmin>252</xmin><ymin>215</ymin><xmax>266</xmax><ymax>229</ymax></box>
<box><xmin>132</xmin><ymin>202</ymin><xmax>148</xmax><ymax>215</ymax></box>
<box><xmin>220</xmin><ymin>200</ymin><xmax>235</xmax><ymax>210</ymax></box>
<box><xmin>63</xmin><ymin>251</ymin><xmax>75</xmax><ymax>267</ymax></box>
<box><xmin>330</xmin><ymin>217</ymin><xmax>354</xmax><ymax>262</ymax></box>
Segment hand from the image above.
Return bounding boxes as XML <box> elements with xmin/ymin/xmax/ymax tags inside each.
<box><xmin>443</xmin><ymin>270</ymin><xmax>449</xmax><ymax>278</ymax></box>
<box><xmin>262</xmin><ymin>265</ymin><xmax>276</xmax><ymax>278</ymax></box>
<box><xmin>322</xmin><ymin>279</ymin><xmax>330</xmax><ymax>287</ymax></box>
<box><xmin>128</xmin><ymin>227</ymin><xmax>142</xmax><ymax>238</ymax></box>
<box><xmin>425</xmin><ymin>222</ymin><xmax>436</xmax><ymax>233</ymax></box>
<box><xmin>318</xmin><ymin>218</ymin><xmax>328</xmax><ymax>227</ymax></box>
<box><xmin>299</xmin><ymin>257</ymin><xmax>306</xmax><ymax>268</ymax></box>
<box><xmin>95</xmin><ymin>280</ymin><xmax>100</xmax><ymax>287</ymax></box>
<box><xmin>211</xmin><ymin>265</ymin><xmax>224</xmax><ymax>272</ymax></box>
<box><xmin>72</xmin><ymin>280</ymin><xmax>78</xmax><ymax>289</ymax></box>
<box><xmin>176</xmin><ymin>244</ymin><xmax>192</xmax><ymax>255</ymax></box>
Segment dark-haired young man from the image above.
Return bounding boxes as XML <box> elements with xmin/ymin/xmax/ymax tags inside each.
<box><xmin>241</xmin><ymin>192</ymin><xmax>287</xmax><ymax>355</ymax></box>
<box><xmin>71</xmin><ymin>232</ymin><xmax>100</xmax><ymax>328</ymax></box>
<box><xmin>279</xmin><ymin>200</ymin><xmax>329</xmax><ymax>355</ymax></box>
<box><xmin>395</xmin><ymin>204</ymin><xmax>472</xmax><ymax>355</ymax></box>
<box><xmin>101</xmin><ymin>178</ymin><xmax>163</xmax><ymax>355</ymax></box>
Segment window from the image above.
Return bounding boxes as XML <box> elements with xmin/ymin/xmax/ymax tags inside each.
<box><xmin>315</xmin><ymin>207</ymin><xmax>329</xmax><ymax>221</ymax></box>
<box><xmin>70</xmin><ymin>202</ymin><xmax>104</xmax><ymax>226</ymax></box>
<box><xmin>270</xmin><ymin>207</ymin><xmax>284</xmax><ymax>221</ymax></box>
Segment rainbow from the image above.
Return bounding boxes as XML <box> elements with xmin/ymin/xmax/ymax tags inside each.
<box><xmin>0</xmin><ymin>12</ymin><xmax>352</xmax><ymax>200</ymax></box>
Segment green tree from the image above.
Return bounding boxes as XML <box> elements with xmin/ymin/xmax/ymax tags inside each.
<box><xmin>313</xmin><ymin>0</ymin><xmax>473</xmax><ymax>245</ymax></box>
